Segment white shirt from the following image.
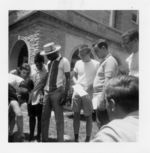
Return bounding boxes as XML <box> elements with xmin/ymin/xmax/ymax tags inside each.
<box><xmin>91</xmin><ymin>111</ymin><xmax>139</xmax><ymax>142</ymax></box>
<box><xmin>9</xmin><ymin>73</ymin><xmax>24</xmax><ymax>90</ymax></box>
<box><xmin>126</xmin><ymin>52</ymin><xmax>139</xmax><ymax>77</ymax></box>
<box><xmin>30</xmin><ymin>64</ymin><xmax>47</xmax><ymax>88</ymax></box>
<box><xmin>74</xmin><ymin>59</ymin><xmax>99</xmax><ymax>90</ymax></box>
<box><xmin>45</xmin><ymin>55</ymin><xmax>70</xmax><ymax>91</ymax></box>
<box><xmin>30</xmin><ymin>64</ymin><xmax>47</xmax><ymax>105</ymax></box>
<box><xmin>93</xmin><ymin>54</ymin><xmax>118</xmax><ymax>93</ymax></box>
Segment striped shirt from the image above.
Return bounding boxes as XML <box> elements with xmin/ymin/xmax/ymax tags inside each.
<box><xmin>44</xmin><ymin>55</ymin><xmax>70</xmax><ymax>91</ymax></box>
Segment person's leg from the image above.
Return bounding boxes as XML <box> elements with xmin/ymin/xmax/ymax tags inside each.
<box><xmin>82</xmin><ymin>95</ymin><xmax>93</xmax><ymax>142</ymax></box>
<box><xmin>71</xmin><ymin>92</ymin><xmax>81</xmax><ymax>142</ymax></box>
<box><xmin>37</xmin><ymin>104</ymin><xmax>43</xmax><ymax>141</ymax></box>
<box><xmin>41</xmin><ymin>93</ymin><xmax>51</xmax><ymax>142</ymax></box>
<box><xmin>29</xmin><ymin>116</ymin><xmax>36</xmax><ymax>141</ymax></box>
<box><xmin>85</xmin><ymin>115</ymin><xmax>92</xmax><ymax>142</ymax></box>
<box><xmin>9</xmin><ymin>106</ymin><xmax>16</xmax><ymax>136</ymax></box>
<box><xmin>73</xmin><ymin>112</ymin><xmax>80</xmax><ymax>142</ymax></box>
<box><xmin>10</xmin><ymin>100</ymin><xmax>24</xmax><ymax>141</ymax></box>
<box><xmin>37</xmin><ymin>115</ymin><xmax>41</xmax><ymax>141</ymax></box>
<box><xmin>51</xmin><ymin>89</ymin><xmax>64</xmax><ymax>142</ymax></box>
<box><xmin>28</xmin><ymin>104</ymin><xmax>36</xmax><ymax>141</ymax></box>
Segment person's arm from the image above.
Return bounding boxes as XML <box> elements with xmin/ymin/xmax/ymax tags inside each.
<box><xmin>71</xmin><ymin>61</ymin><xmax>79</xmax><ymax>85</ymax></box>
<box><xmin>64</xmin><ymin>72</ymin><xmax>70</xmax><ymax>94</ymax></box>
<box><xmin>71</xmin><ymin>70</ymin><xmax>78</xmax><ymax>85</ymax></box>
<box><xmin>104</xmin><ymin>58</ymin><xmax>118</xmax><ymax>83</ymax></box>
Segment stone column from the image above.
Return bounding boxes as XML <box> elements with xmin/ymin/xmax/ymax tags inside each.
<box><xmin>109</xmin><ymin>10</ymin><xmax>116</xmax><ymax>27</ymax></box>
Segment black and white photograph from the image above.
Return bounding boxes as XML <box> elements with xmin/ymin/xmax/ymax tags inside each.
<box><xmin>0</xmin><ymin>0</ymin><xmax>150</xmax><ymax>153</ymax></box>
<box><xmin>8</xmin><ymin>10</ymin><xmax>139</xmax><ymax>143</ymax></box>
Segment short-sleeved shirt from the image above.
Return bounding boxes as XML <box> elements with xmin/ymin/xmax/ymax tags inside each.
<box><xmin>44</xmin><ymin>55</ymin><xmax>70</xmax><ymax>91</ymax></box>
<box><xmin>30</xmin><ymin>64</ymin><xmax>47</xmax><ymax>88</ymax></box>
<box><xmin>93</xmin><ymin>54</ymin><xmax>118</xmax><ymax>93</ymax></box>
<box><xmin>126</xmin><ymin>52</ymin><xmax>139</xmax><ymax>77</ymax></box>
<box><xmin>91</xmin><ymin>111</ymin><xmax>138</xmax><ymax>142</ymax></box>
<box><xmin>74</xmin><ymin>59</ymin><xmax>99</xmax><ymax>90</ymax></box>
<box><xmin>30</xmin><ymin>64</ymin><xmax>47</xmax><ymax>105</ymax></box>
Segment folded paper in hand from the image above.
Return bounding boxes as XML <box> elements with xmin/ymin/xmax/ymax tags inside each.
<box><xmin>73</xmin><ymin>84</ymin><xmax>88</xmax><ymax>97</ymax></box>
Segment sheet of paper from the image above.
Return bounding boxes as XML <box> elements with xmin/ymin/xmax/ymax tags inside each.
<box><xmin>73</xmin><ymin>84</ymin><xmax>88</xmax><ymax>97</ymax></box>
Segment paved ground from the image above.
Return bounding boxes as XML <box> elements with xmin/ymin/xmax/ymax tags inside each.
<box><xmin>11</xmin><ymin>103</ymin><xmax>99</xmax><ymax>142</ymax></box>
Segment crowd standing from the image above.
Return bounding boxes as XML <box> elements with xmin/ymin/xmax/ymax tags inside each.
<box><xmin>8</xmin><ymin>28</ymin><xmax>139</xmax><ymax>142</ymax></box>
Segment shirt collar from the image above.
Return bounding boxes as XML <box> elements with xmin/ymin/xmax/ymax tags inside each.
<box><xmin>56</xmin><ymin>53</ymin><xmax>61</xmax><ymax>61</ymax></box>
<box><xmin>100</xmin><ymin>53</ymin><xmax>111</xmax><ymax>63</ymax></box>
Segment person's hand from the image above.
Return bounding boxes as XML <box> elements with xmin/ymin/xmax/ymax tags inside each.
<box><xmin>59</xmin><ymin>92</ymin><xmax>68</xmax><ymax>106</ymax></box>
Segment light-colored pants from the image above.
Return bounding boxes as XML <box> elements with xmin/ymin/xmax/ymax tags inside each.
<box><xmin>41</xmin><ymin>87</ymin><xmax>65</xmax><ymax>142</ymax></box>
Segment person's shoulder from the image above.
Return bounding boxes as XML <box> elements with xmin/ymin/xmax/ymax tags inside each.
<box><xmin>91</xmin><ymin>121</ymin><xmax>120</xmax><ymax>142</ymax></box>
<box><xmin>106</xmin><ymin>54</ymin><xmax>118</xmax><ymax>65</ymax></box>
<box><xmin>75</xmin><ymin>59</ymin><xmax>82</xmax><ymax>64</ymax></box>
<box><xmin>42</xmin><ymin>64</ymin><xmax>48</xmax><ymax>72</ymax></box>
<box><xmin>126</xmin><ymin>53</ymin><xmax>133</xmax><ymax>62</ymax></box>
<box><xmin>62</xmin><ymin>57</ymin><xmax>69</xmax><ymax>62</ymax></box>
<box><xmin>91</xmin><ymin>59</ymin><xmax>99</xmax><ymax>65</ymax></box>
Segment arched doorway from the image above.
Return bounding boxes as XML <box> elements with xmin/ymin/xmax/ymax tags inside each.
<box><xmin>9</xmin><ymin>40</ymin><xmax>28</xmax><ymax>71</ymax></box>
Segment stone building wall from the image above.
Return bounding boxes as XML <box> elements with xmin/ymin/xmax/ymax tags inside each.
<box><xmin>9</xmin><ymin>10</ymin><xmax>137</xmax><ymax>72</ymax></box>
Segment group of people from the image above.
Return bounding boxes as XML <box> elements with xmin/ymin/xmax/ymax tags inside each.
<box><xmin>8</xmin><ymin>28</ymin><xmax>139</xmax><ymax>142</ymax></box>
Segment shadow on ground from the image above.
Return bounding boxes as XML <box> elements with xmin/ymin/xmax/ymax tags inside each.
<box><xmin>9</xmin><ymin>132</ymin><xmax>74</xmax><ymax>142</ymax></box>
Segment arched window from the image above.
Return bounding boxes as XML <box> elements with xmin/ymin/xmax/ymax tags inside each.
<box><xmin>9</xmin><ymin>40</ymin><xmax>28</xmax><ymax>71</ymax></box>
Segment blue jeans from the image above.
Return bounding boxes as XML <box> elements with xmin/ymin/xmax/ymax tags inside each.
<box><xmin>41</xmin><ymin>87</ymin><xmax>65</xmax><ymax>142</ymax></box>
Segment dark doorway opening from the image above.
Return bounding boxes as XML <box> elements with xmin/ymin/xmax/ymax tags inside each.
<box><xmin>17</xmin><ymin>44</ymin><xmax>28</xmax><ymax>67</ymax></box>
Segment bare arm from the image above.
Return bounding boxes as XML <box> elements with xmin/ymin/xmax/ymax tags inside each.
<box><xmin>64</xmin><ymin>72</ymin><xmax>70</xmax><ymax>94</ymax></box>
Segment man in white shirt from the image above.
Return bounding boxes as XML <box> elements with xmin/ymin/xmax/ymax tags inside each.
<box><xmin>122</xmin><ymin>29</ymin><xmax>139</xmax><ymax>77</ymax></box>
<box><xmin>91</xmin><ymin>75</ymin><xmax>139</xmax><ymax>142</ymax></box>
<box><xmin>40</xmin><ymin>42</ymin><xmax>70</xmax><ymax>142</ymax></box>
<box><xmin>92</xmin><ymin>39</ymin><xmax>118</xmax><ymax>128</ymax></box>
<box><xmin>72</xmin><ymin>44</ymin><xmax>99</xmax><ymax>142</ymax></box>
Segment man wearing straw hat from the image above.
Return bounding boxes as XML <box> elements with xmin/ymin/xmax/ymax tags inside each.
<box><xmin>40</xmin><ymin>42</ymin><xmax>70</xmax><ymax>142</ymax></box>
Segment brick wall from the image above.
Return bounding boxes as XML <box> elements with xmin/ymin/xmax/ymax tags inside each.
<box><xmin>9</xmin><ymin>22</ymin><xmax>41</xmax><ymax>66</ymax></box>
<box><xmin>115</xmin><ymin>10</ymin><xmax>138</xmax><ymax>32</ymax></box>
<box><xmin>77</xmin><ymin>10</ymin><xmax>110</xmax><ymax>26</ymax></box>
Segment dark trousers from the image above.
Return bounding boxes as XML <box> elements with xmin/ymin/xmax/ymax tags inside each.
<box><xmin>28</xmin><ymin>103</ymin><xmax>43</xmax><ymax>140</ymax></box>
<box><xmin>41</xmin><ymin>87</ymin><xmax>65</xmax><ymax>142</ymax></box>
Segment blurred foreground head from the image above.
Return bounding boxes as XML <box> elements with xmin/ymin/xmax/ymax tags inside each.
<box><xmin>104</xmin><ymin>75</ymin><xmax>139</xmax><ymax>120</ymax></box>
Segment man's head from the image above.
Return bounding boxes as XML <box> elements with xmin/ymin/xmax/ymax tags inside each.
<box><xmin>19</xmin><ymin>63</ymin><xmax>31</xmax><ymax>80</ymax></box>
<box><xmin>104</xmin><ymin>75</ymin><xmax>139</xmax><ymax>120</ymax></box>
<box><xmin>121</xmin><ymin>29</ymin><xmax>139</xmax><ymax>54</ymax></box>
<box><xmin>92</xmin><ymin>39</ymin><xmax>109</xmax><ymax>59</ymax></box>
<box><xmin>34</xmin><ymin>52</ymin><xmax>44</xmax><ymax>71</ymax></box>
<box><xmin>40</xmin><ymin>42</ymin><xmax>61</xmax><ymax>61</ymax></box>
<box><xmin>46</xmin><ymin>52</ymin><xmax>59</xmax><ymax>61</ymax></box>
<box><xmin>79</xmin><ymin>45</ymin><xmax>91</xmax><ymax>62</ymax></box>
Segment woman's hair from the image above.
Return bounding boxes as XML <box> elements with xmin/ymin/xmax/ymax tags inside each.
<box><xmin>34</xmin><ymin>52</ymin><xmax>44</xmax><ymax>64</ymax></box>
<box><xmin>104</xmin><ymin>75</ymin><xmax>139</xmax><ymax>113</ymax></box>
<box><xmin>20</xmin><ymin>63</ymin><xmax>31</xmax><ymax>74</ymax></box>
